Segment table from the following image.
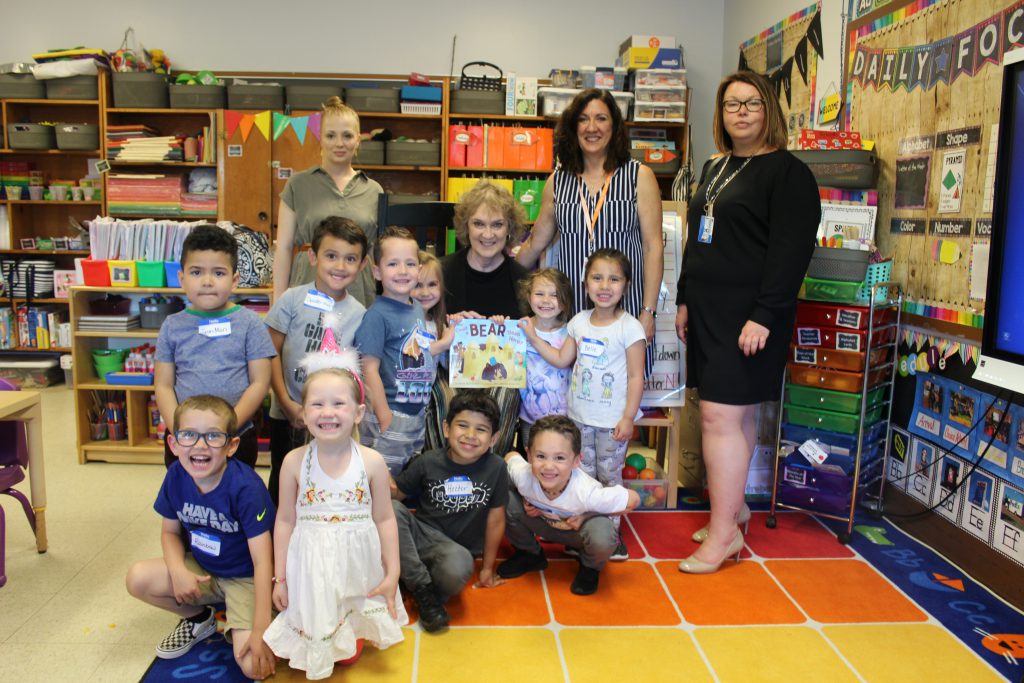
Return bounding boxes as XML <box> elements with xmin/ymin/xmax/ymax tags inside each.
<box><xmin>0</xmin><ymin>390</ymin><xmax>47</xmax><ymax>552</ymax></box>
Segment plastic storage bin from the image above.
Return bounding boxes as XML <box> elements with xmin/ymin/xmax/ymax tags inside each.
<box><xmin>785</xmin><ymin>383</ymin><xmax>888</xmax><ymax>414</ymax></box>
<box><xmin>0</xmin><ymin>73</ymin><xmax>45</xmax><ymax>99</ymax></box>
<box><xmin>580</xmin><ymin>66</ymin><xmax>626</xmax><ymax>90</ymax></box>
<box><xmin>81</xmin><ymin>259</ymin><xmax>111</xmax><ymax>286</ymax></box>
<box><xmin>140</xmin><ymin>300</ymin><xmax>185</xmax><ymax>328</ymax></box>
<box><xmin>609</xmin><ymin>91</ymin><xmax>633</xmax><ymax>119</ymax></box>
<box><xmin>633</xmin><ymin>101</ymin><xmax>686</xmax><ymax>122</ymax></box>
<box><xmin>787</xmin><ymin>363</ymin><xmax>891</xmax><ymax>393</ymax></box>
<box><xmin>54</xmin><ymin>123</ymin><xmax>99</xmax><ymax>151</ymax></box>
<box><xmin>0</xmin><ymin>356</ymin><xmax>62</xmax><ymax>388</ymax></box>
<box><xmin>857</xmin><ymin>260</ymin><xmax>892</xmax><ymax>304</ymax></box>
<box><xmin>789</xmin><ymin>344</ymin><xmax>892</xmax><ymax>373</ymax></box>
<box><xmin>782</xmin><ymin>421</ymin><xmax>887</xmax><ymax>457</ymax></box>
<box><xmin>790</xmin><ymin>149</ymin><xmax>878</xmax><ymax>189</ymax></box>
<box><xmin>634</xmin><ymin>85</ymin><xmax>687</xmax><ymax>102</ymax></box>
<box><xmin>795</xmin><ymin>302</ymin><xmax>894</xmax><ymax>330</ymax></box>
<box><xmin>136</xmin><ymin>261</ymin><xmax>166</xmax><ymax>287</ymax></box>
<box><xmin>385</xmin><ymin>140</ymin><xmax>440</xmax><ymax>166</ymax></box>
<box><xmin>286</xmin><ymin>84</ymin><xmax>343</xmax><ymax>110</ymax></box>
<box><xmin>631</xmin><ymin>68</ymin><xmax>687</xmax><ymax>87</ymax></box>
<box><xmin>108</xmin><ymin>260</ymin><xmax>138</xmax><ymax>287</ymax></box>
<box><xmin>806</xmin><ymin>245</ymin><xmax>870</xmax><ymax>282</ymax></box>
<box><xmin>450</xmin><ymin>89</ymin><xmax>505</xmax><ymax>115</ymax></box>
<box><xmin>357</xmin><ymin>140</ymin><xmax>384</xmax><ymax>165</ymax></box>
<box><xmin>792</xmin><ymin>324</ymin><xmax>896</xmax><ymax>352</ymax></box>
<box><xmin>92</xmin><ymin>348</ymin><xmax>127</xmax><ymax>377</ymax></box>
<box><xmin>548</xmin><ymin>69</ymin><xmax>580</xmax><ymax>88</ymax></box>
<box><xmin>227</xmin><ymin>84</ymin><xmax>285</xmax><ymax>110</ymax></box>
<box><xmin>112</xmin><ymin>72</ymin><xmax>169</xmax><ymax>108</ymax></box>
<box><xmin>623</xmin><ymin>459</ymin><xmax>669</xmax><ymax>509</ymax></box>
<box><xmin>629</xmin><ymin>148</ymin><xmax>680</xmax><ymax>174</ymax></box>
<box><xmin>784</xmin><ymin>403</ymin><xmax>885</xmax><ymax>435</ymax></box>
<box><xmin>538</xmin><ymin>88</ymin><xmax>580</xmax><ymax>117</ymax></box>
<box><xmin>802</xmin><ymin>277</ymin><xmax>863</xmax><ymax>303</ymax></box>
<box><xmin>345</xmin><ymin>87</ymin><xmax>400</xmax><ymax>113</ymax></box>
<box><xmin>164</xmin><ymin>262</ymin><xmax>181</xmax><ymax>287</ymax></box>
<box><xmin>7</xmin><ymin>123</ymin><xmax>55</xmax><ymax>150</ymax></box>
<box><xmin>45</xmin><ymin>75</ymin><xmax>98</xmax><ymax>100</ymax></box>
<box><xmin>169</xmin><ymin>84</ymin><xmax>226</xmax><ymax>109</ymax></box>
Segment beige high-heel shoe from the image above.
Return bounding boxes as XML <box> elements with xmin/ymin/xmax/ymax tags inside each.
<box><xmin>691</xmin><ymin>504</ymin><xmax>751</xmax><ymax>543</ymax></box>
<box><xmin>678</xmin><ymin>530</ymin><xmax>745</xmax><ymax>574</ymax></box>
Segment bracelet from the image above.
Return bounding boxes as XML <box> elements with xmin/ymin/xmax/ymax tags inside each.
<box><xmin>642</xmin><ymin>305</ymin><xmax>658</xmax><ymax>318</ymax></box>
<box><xmin>271</xmin><ymin>576</ymin><xmax>286</xmax><ymax>584</ymax></box>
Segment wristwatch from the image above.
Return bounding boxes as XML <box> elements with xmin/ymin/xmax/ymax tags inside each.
<box><xmin>642</xmin><ymin>305</ymin><xmax>658</xmax><ymax>318</ymax></box>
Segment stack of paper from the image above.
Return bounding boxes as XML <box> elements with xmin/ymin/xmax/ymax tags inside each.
<box><xmin>107</xmin><ymin>125</ymin><xmax>183</xmax><ymax>162</ymax></box>
<box><xmin>77</xmin><ymin>314</ymin><xmax>140</xmax><ymax>332</ymax></box>
<box><xmin>107</xmin><ymin>174</ymin><xmax>185</xmax><ymax>216</ymax></box>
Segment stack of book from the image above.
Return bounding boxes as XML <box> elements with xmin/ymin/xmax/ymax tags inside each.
<box><xmin>107</xmin><ymin>125</ymin><xmax>184</xmax><ymax>162</ymax></box>
<box><xmin>107</xmin><ymin>174</ymin><xmax>185</xmax><ymax>216</ymax></box>
<box><xmin>77</xmin><ymin>314</ymin><xmax>140</xmax><ymax>332</ymax></box>
<box><xmin>0</xmin><ymin>308</ymin><xmax>14</xmax><ymax>349</ymax></box>
<box><xmin>16</xmin><ymin>304</ymin><xmax>69</xmax><ymax>349</ymax></box>
<box><xmin>180</xmin><ymin>192</ymin><xmax>217</xmax><ymax>217</ymax></box>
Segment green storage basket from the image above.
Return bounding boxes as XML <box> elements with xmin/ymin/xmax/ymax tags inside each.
<box><xmin>137</xmin><ymin>260</ymin><xmax>167</xmax><ymax>287</ymax></box>
<box><xmin>92</xmin><ymin>348</ymin><xmax>127</xmax><ymax>378</ymax></box>
<box><xmin>802</xmin><ymin>276</ymin><xmax>862</xmax><ymax>303</ymax></box>
<box><xmin>785</xmin><ymin>383</ymin><xmax>887</xmax><ymax>415</ymax></box>
<box><xmin>784</xmin><ymin>403</ymin><xmax>886</xmax><ymax>435</ymax></box>
<box><xmin>857</xmin><ymin>260</ymin><xmax>892</xmax><ymax>304</ymax></box>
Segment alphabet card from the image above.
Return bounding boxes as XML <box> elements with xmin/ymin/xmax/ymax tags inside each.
<box><xmin>886</xmin><ymin>427</ymin><xmax>910</xmax><ymax>492</ymax></box>
<box><xmin>963</xmin><ymin>469</ymin><xmax>996</xmax><ymax>544</ymax></box>
<box><xmin>992</xmin><ymin>481</ymin><xmax>1024</xmax><ymax>566</ymax></box>
<box><xmin>449</xmin><ymin>318</ymin><xmax>527</xmax><ymax>389</ymax></box>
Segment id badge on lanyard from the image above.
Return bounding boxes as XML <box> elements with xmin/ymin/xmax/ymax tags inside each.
<box><xmin>698</xmin><ymin>204</ymin><xmax>715</xmax><ymax>244</ymax></box>
<box><xmin>578</xmin><ymin>173</ymin><xmax>612</xmax><ymax>244</ymax></box>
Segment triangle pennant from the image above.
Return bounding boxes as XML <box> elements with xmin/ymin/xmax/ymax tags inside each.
<box><xmin>794</xmin><ymin>37</ymin><xmax>809</xmax><ymax>84</ymax></box>
<box><xmin>807</xmin><ymin>10</ymin><xmax>824</xmax><ymax>59</ymax></box>
<box><xmin>781</xmin><ymin>58</ymin><xmax>793</xmax><ymax>107</ymax></box>
<box><xmin>739</xmin><ymin>49</ymin><xmax>750</xmax><ymax>71</ymax></box>
<box><xmin>308</xmin><ymin>113</ymin><xmax>322</xmax><ymax>141</ymax></box>
<box><xmin>253</xmin><ymin>111</ymin><xmax>271</xmax><ymax>141</ymax></box>
<box><xmin>292</xmin><ymin>115</ymin><xmax>309</xmax><ymax>144</ymax></box>
<box><xmin>224</xmin><ymin>110</ymin><xmax>244</xmax><ymax>140</ymax></box>
<box><xmin>272</xmin><ymin>112</ymin><xmax>291</xmax><ymax>141</ymax></box>
<box><xmin>239</xmin><ymin>114</ymin><xmax>256</xmax><ymax>143</ymax></box>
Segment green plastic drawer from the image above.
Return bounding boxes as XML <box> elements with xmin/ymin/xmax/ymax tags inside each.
<box><xmin>802</xmin><ymin>276</ymin><xmax>862</xmax><ymax>303</ymax></box>
<box><xmin>785</xmin><ymin>383</ymin><xmax>887</xmax><ymax>414</ymax></box>
<box><xmin>784</xmin><ymin>403</ymin><xmax>885</xmax><ymax>435</ymax></box>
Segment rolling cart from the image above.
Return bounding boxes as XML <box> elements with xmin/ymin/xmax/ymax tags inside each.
<box><xmin>766</xmin><ymin>282</ymin><xmax>902</xmax><ymax>543</ymax></box>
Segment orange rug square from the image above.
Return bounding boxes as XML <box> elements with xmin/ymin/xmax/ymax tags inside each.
<box><xmin>746</xmin><ymin>511</ymin><xmax>855</xmax><ymax>558</ymax></box>
<box><xmin>656</xmin><ymin>560</ymin><xmax>805</xmax><ymax>625</ymax></box>
<box><xmin>766</xmin><ymin>559</ymin><xmax>928</xmax><ymax>623</ymax></box>
<box><xmin>445</xmin><ymin>560</ymin><xmax>551</xmax><ymax>626</ymax></box>
<box><xmin>626</xmin><ymin>512</ymin><xmax>751</xmax><ymax>560</ymax></box>
<box><xmin>545</xmin><ymin>560</ymin><xmax>680</xmax><ymax>626</ymax></box>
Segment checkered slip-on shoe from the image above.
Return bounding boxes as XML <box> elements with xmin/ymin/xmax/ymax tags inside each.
<box><xmin>155</xmin><ymin>608</ymin><xmax>217</xmax><ymax>659</ymax></box>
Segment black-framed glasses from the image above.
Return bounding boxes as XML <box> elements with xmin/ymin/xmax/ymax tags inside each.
<box><xmin>722</xmin><ymin>98</ymin><xmax>765</xmax><ymax>113</ymax></box>
<box><xmin>174</xmin><ymin>430</ymin><xmax>230</xmax><ymax>448</ymax></box>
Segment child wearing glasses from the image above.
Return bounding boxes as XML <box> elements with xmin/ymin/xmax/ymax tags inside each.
<box><xmin>126</xmin><ymin>395</ymin><xmax>277</xmax><ymax>680</ymax></box>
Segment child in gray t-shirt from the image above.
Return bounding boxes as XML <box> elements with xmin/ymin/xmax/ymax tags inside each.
<box><xmin>264</xmin><ymin>217</ymin><xmax>368</xmax><ymax>504</ymax></box>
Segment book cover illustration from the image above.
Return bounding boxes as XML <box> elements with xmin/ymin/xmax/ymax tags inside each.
<box><xmin>449</xmin><ymin>318</ymin><xmax>527</xmax><ymax>389</ymax></box>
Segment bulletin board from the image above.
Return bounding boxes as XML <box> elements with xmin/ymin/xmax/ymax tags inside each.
<box><xmin>739</xmin><ymin>3</ymin><xmax>822</xmax><ymax>139</ymax></box>
<box><xmin>845</xmin><ymin>0</ymin><xmax>1024</xmax><ymax>319</ymax></box>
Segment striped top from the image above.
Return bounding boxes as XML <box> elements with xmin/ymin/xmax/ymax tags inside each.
<box><xmin>553</xmin><ymin>158</ymin><xmax>644</xmax><ymax>317</ymax></box>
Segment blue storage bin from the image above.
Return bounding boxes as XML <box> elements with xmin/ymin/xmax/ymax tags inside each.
<box><xmin>781</xmin><ymin>421</ymin><xmax>887</xmax><ymax>456</ymax></box>
<box><xmin>400</xmin><ymin>85</ymin><xmax>442</xmax><ymax>102</ymax></box>
<box><xmin>165</xmin><ymin>261</ymin><xmax>181</xmax><ymax>288</ymax></box>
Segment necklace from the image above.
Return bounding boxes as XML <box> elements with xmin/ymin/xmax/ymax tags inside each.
<box><xmin>704</xmin><ymin>147</ymin><xmax>764</xmax><ymax>218</ymax></box>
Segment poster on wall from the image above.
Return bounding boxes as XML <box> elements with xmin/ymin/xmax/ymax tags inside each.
<box><xmin>894</xmin><ymin>156</ymin><xmax>931</xmax><ymax>209</ymax></box>
<box><xmin>942</xmin><ymin>381</ymin><xmax>980</xmax><ymax>459</ymax></box>
<box><xmin>817</xmin><ymin>203</ymin><xmax>877</xmax><ymax>246</ymax></box>
<box><xmin>979</xmin><ymin>398</ymin><xmax>1012</xmax><ymax>472</ymax></box>
<box><xmin>963</xmin><ymin>468</ymin><xmax>997</xmax><ymax>543</ymax></box>
<box><xmin>938</xmin><ymin>148</ymin><xmax>967</xmax><ymax>213</ymax></box>
<box><xmin>992</xmin><ymin>481</ymin><xmax>1024</xmax><ymax>566</ymax></box>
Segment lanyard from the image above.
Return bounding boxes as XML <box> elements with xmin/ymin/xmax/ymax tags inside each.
<box><xmin>578</xmin><ymin>172</ymin><xmax>612</xmax><ymax>242</ymax></box>
<box><xmin>704</xmin><ymin>153</ymin><xmax>756</xmax><ymax>218</ymax></box>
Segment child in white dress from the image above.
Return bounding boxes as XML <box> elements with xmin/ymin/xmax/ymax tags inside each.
<box><xmin>264</xmin><ymin>349</ymin><xmax>408</xmax><ymax>680</ymax></box>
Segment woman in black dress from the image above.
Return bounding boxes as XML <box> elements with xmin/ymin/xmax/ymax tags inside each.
<box><xmin>675</xmin><ymin>71</ymin><xmax>820</xmax><ymax>573</ymax></box>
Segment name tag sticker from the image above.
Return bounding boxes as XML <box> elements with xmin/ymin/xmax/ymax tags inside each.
<box><xmin>198</xmin><ymin>318</ymin><xmax>231</xmax><ymax>338</ymax></box>
<box><xmin>444</xmin><ymin>475</ymin><xmax>472</xmax><ymax>497</ymax></box>
<box><xmin>190</xmin><ymin>530</ymin><xmax>222</xmax><ymax>556</ymax></box>
<box><xmin>415</xmin><ymin>328</ymin><xmax>436</xmax><ymax>350</ymax></box>
<box><xmin>578</xmin><ymin>337</ymin><xmax>606</xmax><ymax>358</ymax></box>
<box><xmin>303</xmin><ymin>289</ymin><xmax>334</xmax><ymax>312</ymax></box>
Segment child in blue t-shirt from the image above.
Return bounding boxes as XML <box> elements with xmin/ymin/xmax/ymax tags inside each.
<box><xmin>126</xmin><ymin>395</ymin><xmax>276</xmax><ymax>680</ymax></box>
<box><xmin>355</xmin><ymin>226</ymin><xmax>454</xmax><ymax>474</ymax></box>
<box><xmin>155</xmin><ymin>224</ymin><xmax>277</xmax><ymax>468</ymax></box>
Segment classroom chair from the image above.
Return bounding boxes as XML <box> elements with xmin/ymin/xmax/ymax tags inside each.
<box><xmin>0</xmin><ymin>377</ymin><xmax>35</xmax><ymax>588</ymax></box>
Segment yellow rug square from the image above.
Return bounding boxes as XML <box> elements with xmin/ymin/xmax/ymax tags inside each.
<box><xmin>824</xmin><ymin>624</ymin><xmax>1004</xmax><ymax>681</ymax></box>
<box><xmin>561</xmin><ymin>628</ymin><xmax>714</xmax><ymax>683</ymax></box>
<box><xmin>418</xmin><ymin>628</ymin><xmax>562</xmax><ymax>683</ymax></box>
<box><xmin>656</xmin><ymin>560</ymin><xmax>805</xmax><ymax>625</ymax></box>
<box><xmin>696</xmin><ymin>626</ymin><xmax>859</xmax><ymax>682</ymax></box>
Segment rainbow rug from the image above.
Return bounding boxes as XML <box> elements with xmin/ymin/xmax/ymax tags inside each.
<box><xmin>142</xmin><ymin>509</ymin><xmax>1024</xmax><ymax>682</ymax></box>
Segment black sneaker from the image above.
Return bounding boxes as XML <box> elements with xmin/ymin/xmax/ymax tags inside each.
<box><xmin>570</xmin><ymin>564</ymin><xmax>601</xmax><ymax>595</ymax></box>
<box><xmin>610</xmin><ymin>537</ymin><xmax>629</xmax><ymax>561</ymax></box>
<box><xmin>155</xmin><ymin>607</ymin><xmax>216</xmax><ymax>659</ymax></box>
<box><xmin>410</xmin><ymin>583</ymin><xmax>450</xmax><ymax>633</ymax></box>
<box><xmin>561</xmin><ymin>546</ymin><xmax>580</xmax><ymax>558</ymax></box>
<box><xmin>497</xmin><ymin>549</ymin><xmax>548</xmax><ymax>579</ymax></box>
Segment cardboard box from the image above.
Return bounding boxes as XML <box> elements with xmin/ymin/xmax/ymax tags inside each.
<box><xmin>619</xmin><ymin>35</ymin><xmax>677</xmax><ymax>53</ymax></box>
<box><xmin>618</xmin><ymin>47</ymin><xmax>684</xmax><ymax>71</ymax></box>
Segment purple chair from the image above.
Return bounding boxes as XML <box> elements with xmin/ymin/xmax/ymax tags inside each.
<box><xmin>0</xmin><ymin>377</ymin><xmax>35</xmax><ymax>588</ymax></box>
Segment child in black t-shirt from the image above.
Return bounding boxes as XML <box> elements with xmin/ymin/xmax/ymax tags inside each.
<box><xmin>390</xmin><ymin>390</ymin><xmax>509</xmax><ymax>633</ymax></box>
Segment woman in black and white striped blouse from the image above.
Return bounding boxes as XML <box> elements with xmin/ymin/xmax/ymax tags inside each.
<box><xmin>516</xmin><ymin>88</ymin><xmax>663</xmax><ymax>373</ymax></box>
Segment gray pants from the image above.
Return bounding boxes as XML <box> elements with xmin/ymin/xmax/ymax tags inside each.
<box><xmin>505</xmin><ymin>491</ymin><xmax>617</xmax><ymax>570</ymax></box>
<box><xmin>573</xmin><ymin>420</ymin><xmax>628</xmax><ymax>487</ymax></box>
<box><xmin>361</xmin><ymin>410</ymin><xmax>426</xmax><ymax>476</ymax></box>
<box><xmin>392</xmin><ymin>501</ymin><xmax>474</xmax><ymax>602</ymax></box>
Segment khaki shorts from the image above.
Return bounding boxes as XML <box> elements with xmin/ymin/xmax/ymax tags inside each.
<box><xmin>184</xmin><ymin>554</ymin><xmax>255</xmax><ymax>640</ymax></box>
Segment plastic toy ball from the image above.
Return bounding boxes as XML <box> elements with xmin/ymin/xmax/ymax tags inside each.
<box><xmin>625</xmin><ymin>453</ymin><xmax>647</xmax><ymax>471</ymax></box>
<box><xmin>653</xmin><ymin>486</ymin><xmax>667</xmax><ymax>501</ymax></box>
<box><xmin>621</xmin><ymin>465</ymin><xmax>640</xmax><ymax>480</ymax></box>
<box><xmin>644</xmin><ymin>494</ymin><xmax>658</xmax><ymax>507</ymax></box>
<box><xmin>638</xmin><ymin>468</ymin><xmax>657</xmax><ymax>480</ymax></box>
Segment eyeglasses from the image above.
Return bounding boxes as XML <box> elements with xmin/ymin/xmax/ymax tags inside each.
<box><xmin>722</xmin><ymin>98</ymin><xmax>765</xmax><ymax>113</ymax></box>
<box><xmin>174</xmin><ymin>430</ymin><xmax>231</xmax><ymax>448</ymax></box>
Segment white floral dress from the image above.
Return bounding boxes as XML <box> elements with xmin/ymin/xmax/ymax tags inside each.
<box><xmin>264</xmin><ymin>440</ymin><xmax>408</xmax><ymax>680</ymax></box>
